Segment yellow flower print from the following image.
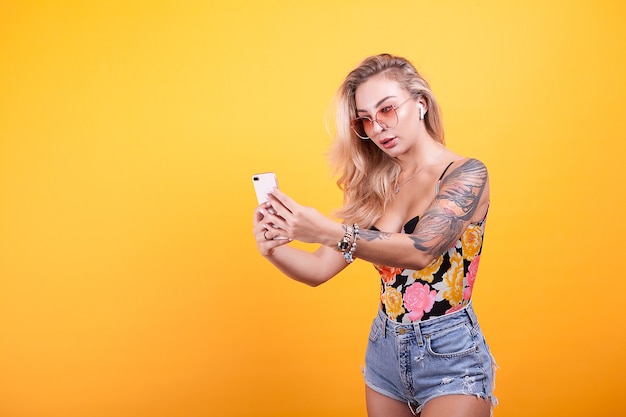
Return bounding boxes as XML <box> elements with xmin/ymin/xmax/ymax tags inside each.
<box><xmin>443</xmin><ymin>252</ymin><xmax>464</xmax><ymax>306</ymax></box>
<box><xmin>412</xmin><ymin>256</ymin><xmax>443</xmax><ymax>283</ymax></box>
<box><xmin>381</xmin><ymin>286</ymin><xmax>405</xmax><ymax>320</ymax></box>
<box><xmin>461</xmin><ymin>224</ymin><xmax>482</xmax><ymax>261</ymax></box>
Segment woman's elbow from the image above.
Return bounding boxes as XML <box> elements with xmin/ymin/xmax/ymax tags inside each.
<box><xmin>294</xmin><ymin>273</ymin><xmax>334</xmax><ymax>288</ymax></box>
<box><xmin>401</xmin><ymin>253</ymin><xmax>437</xmax><ymax>271</ymax></box>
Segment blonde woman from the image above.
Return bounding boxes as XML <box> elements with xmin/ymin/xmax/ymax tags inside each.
<box><xmin>253</xmin><ymin>54</ymin><xmax>497</xmax><ymax>417</ymax></box>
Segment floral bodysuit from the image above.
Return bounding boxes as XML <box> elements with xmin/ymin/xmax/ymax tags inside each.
<box><xmin>373</xmin><ymin>162</ymin><xmax>488</xmax><ymax>323</ymax></box>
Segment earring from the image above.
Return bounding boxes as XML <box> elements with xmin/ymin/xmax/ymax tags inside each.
<box><xmin>419</xmin><ymin>104</ymin><xmax>425</xmax><ymax>120</ymax></box>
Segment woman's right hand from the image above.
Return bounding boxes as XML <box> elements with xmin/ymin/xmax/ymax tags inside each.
<box><xmin>252</xmin><ymin>201</ymin><xmax>349</xmax><ymax>287</ymax></box>
<box><xmin>253</xmin><ymin>203</ymin><xmax>291</xmax><ymax>257</ymax></box>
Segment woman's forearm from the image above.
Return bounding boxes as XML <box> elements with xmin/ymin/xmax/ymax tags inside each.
<box><xmin>264</xmin><ymin>244</ymin><xmax>347</xmax><ymax>287</ymax></box>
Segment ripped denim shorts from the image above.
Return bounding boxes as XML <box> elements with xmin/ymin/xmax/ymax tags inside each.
<box><xmin>363</xmin><ymin>302</ymin><xmax>498</xmax><ymax>414</ymax></box>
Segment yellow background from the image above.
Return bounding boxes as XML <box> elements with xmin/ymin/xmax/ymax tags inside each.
<box><xmin>1</xmin><ymin>1</ymin><xmax>624</xmax><ymax>416</ymax></box>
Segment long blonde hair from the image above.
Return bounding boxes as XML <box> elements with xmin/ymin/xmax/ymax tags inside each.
<box><xmin>329</xmin><ymin>54</ymin><xmax>445</xmax><ymax>227</ymax></box>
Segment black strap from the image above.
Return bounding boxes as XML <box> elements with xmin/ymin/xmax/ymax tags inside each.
<box><xmin>438</xmin><ymin>161</ymin><xmax>455</xmax><ymax>181</ymax></box>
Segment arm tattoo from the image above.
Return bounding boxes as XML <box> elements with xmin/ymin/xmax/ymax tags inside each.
<box><xmin>409</xmin><ymin>159</ymin><xmax>488</xmax><ymax>257</ymax></box>
<box><xmin>359</xmin><ymin>229</ymin><xmax>391</xmax><ymax>242</ymax></box>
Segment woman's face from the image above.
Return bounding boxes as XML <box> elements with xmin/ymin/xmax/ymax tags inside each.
<box><xmin>353</xmin><ymin>74</ymin><xmax>422</xmax><ymax>157</ymax></box>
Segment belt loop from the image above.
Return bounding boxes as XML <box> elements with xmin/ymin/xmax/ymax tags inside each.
<box><xmin>466</xmin><ymin>302</ymin><xmax>479</xmax><ymax>329</ymax></box>
<box><xmin>381</xmin><ymin>314</ymin><xmax>387</xmax><ymax>338</ymax></box>
<box><xmin>413</xmin><ymin>321</ymin><xmax>424</xmax><ymax>346</ymax></box>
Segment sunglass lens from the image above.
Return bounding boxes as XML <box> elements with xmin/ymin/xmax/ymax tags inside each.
<box><xmin>376</xmin><ymin>106</ymin><xmax>398</xmax><ymax>129</ymax></box>
<box><xmin>351</xmin><ymin>118</ymin><xmax>370</xmax><ymax>139</ymax></box>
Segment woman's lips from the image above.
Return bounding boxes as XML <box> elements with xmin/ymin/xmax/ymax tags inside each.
<box><xmin>380</xmin><ymin>137</ymin><xmax>396</xmax><ymax>149</ymax></box>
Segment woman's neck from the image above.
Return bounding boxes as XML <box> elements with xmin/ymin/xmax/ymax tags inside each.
<box><xmin>397</xmin><ymin>140</ymin><xmax>446</xmax><ymax>178</ymax></box>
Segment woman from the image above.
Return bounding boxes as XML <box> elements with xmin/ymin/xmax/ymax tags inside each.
<box><xmin>253</xmin><ymin>54</ymin><xmax>497</xmax><ymax>417</ymax></box>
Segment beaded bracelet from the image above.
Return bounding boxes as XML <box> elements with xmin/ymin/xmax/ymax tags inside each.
<box><xmin>343</xmin><ymin>223</ymin><xmax>359</xmax><ymax>264</ymax></box>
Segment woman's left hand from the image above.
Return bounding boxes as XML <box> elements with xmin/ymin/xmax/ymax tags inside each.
<box><xmin>262</xmin><ymin>188</ymin><xmax>341</xmax><ymax>246</ymax></box>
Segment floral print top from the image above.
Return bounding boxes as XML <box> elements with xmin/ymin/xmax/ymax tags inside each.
<box><xmin>373</xmin><ymin>213</ymin><xmax>487</xmax><ymax>323</ymax></box>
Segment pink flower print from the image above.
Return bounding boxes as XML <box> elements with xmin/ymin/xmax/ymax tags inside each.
<box><xmin>403</xmin><ymin>282</ymin><xmax>437</xmax><ymax>321</ymax></box>
<box><xmin>467</xmin><ymin>255</ymin><xmax>480</xmax><ymax>284</ymax></box>
<box><xmin>463</xmin><ymin>287</ymin><xmax>473</xmax><ymax>302</ymax></box>
<box><xmin>464</xmin><ymin>255</ymin><xmax>480</xmax><ymax>301</ymax></box>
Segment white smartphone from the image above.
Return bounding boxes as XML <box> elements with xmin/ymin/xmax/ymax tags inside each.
<box><xmin>252</xmin><ymin>172</ymin><xmax>278</xmax><ymax>204</ymax></box>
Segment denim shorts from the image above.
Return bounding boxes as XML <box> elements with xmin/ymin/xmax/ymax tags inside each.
<box><xmin>363</xmin><ymin>303</ymin><xmax>498</xmax><ymax>414</ymax></box>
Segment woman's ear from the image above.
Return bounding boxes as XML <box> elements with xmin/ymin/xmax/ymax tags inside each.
<box><xmin>418</xmin><ymin>103</ymin><xmax>426</xmax><ymax>120</ymax></box>
<box><xmin>417</xmin><ymin>98</ymin><xmax>428</xmax><ymax>120</ymax></box>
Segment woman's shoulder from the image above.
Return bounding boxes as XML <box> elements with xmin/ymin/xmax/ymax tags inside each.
<box><xmin>437</xmin><ymin>155</ymin><xmax>490</xmax><ymax>223</ymax></box>
<box><xmin>441</xmin><ymin>155</ymin><xmax>488</xmax><ymax>180</ymax></box>
<box><xmin>436</xmin><ymin>156</ymin><xmax>490</xmax><ymax>198</ymax></box>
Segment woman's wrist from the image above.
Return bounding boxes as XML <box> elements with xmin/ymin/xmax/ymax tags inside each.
<box><xmin>322</xmin><ymin>222</ymin><xmax>347</xmax><ymax>249</ymax></box>
<box><xmin>332</xmin><ymin>223</ymin><xmax>360</xmax><ymax>264</ymax></box>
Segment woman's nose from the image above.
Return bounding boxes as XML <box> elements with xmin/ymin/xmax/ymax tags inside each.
<box><xmin>371</xmin><ymin>119</ymin><xmax>386</xmax><ymax>135</ymax></box>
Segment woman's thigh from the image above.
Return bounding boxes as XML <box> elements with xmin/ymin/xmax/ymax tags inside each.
<box><xmin>421</xmin><ymin>395</ymin><xmax>491</xmax><ymax>417</ymax></box>
<box><xmin>365</xmin><ymin>386</ymin><xmax>415</xmax><ymax>417</ymax></box>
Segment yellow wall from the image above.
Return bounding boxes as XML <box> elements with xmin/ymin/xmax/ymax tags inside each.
<box><xmin>1</xmin><ymin>1</ymin><xmax>624</xmax><ymax>416</ymax></box>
